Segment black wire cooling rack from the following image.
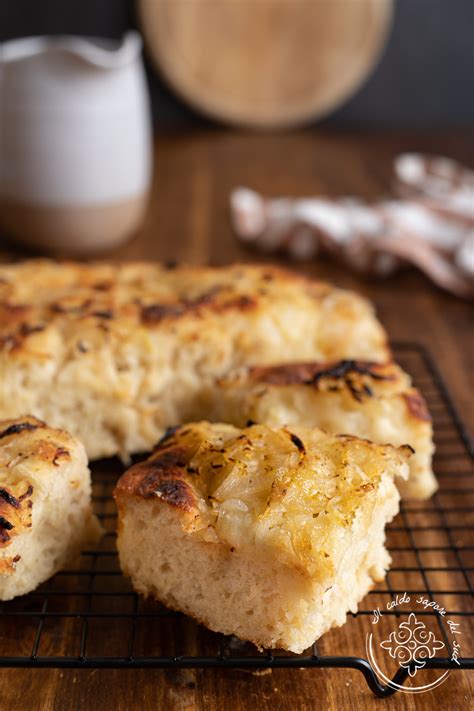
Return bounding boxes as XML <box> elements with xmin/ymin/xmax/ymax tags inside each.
<box><xmin>0</xmin><ymin>343</ymin><xmax>472</xmax><ymax>697</ymax></box>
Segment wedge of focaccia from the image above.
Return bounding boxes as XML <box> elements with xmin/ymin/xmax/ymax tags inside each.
<box><xmin>0</xmin><ymin>416</ymin><xmax>101</xmax><ymax>600</ymax></box>
<box><xmin>0</xmin><ymin>260</ymin><xmax>389</xmax><ymax>460</ymax></box>
<box><xmin>115</xmin><ymin>422</ymin><xmax>410</xmax><ymax>653</ymax></box>
<box><xmin>211</xmin><ymin>360</ymin><xmax>436</xmax><ymax>500</ymax></box>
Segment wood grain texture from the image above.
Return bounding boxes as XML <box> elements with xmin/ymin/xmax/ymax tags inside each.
<box><xmin>0</xmin><ymin>128</ymin><xmax>473</xmax><ymax>710</ymax></box>
<box><xmin>138</xmin><ymin>0</ymin><xmax>393</xmax><ymax>128</ymax></box>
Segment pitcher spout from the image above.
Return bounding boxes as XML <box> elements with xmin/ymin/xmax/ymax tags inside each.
<box><xmin>1</xmin><ymin>31</ymin><xmax>142</xmax><ymax>70</ymax></box>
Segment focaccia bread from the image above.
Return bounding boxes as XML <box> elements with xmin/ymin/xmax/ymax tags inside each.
<box><xmin>211</xmin><ymin>360</ymin><xmax>436</xmax><ymax>500</ymax></box>
<box><xmin>114</xmin><ymin>421</ymin><xmax>409</xmax><ymax>652</ymax></box>
<box><xmin>0</xmin><ymin>260</ymin><xmax>389</xmax><ymax>460</ymax></box>
<box><xmin>0</xmin><ymin>416</ymin><xmax>101</xmax><ymax>600</ymax></box>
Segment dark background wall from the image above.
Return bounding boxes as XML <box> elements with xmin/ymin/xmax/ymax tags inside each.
<box><xmin>2</xmin><ymin>0</ymin><xmax>473</xmax><ymax>128</ymax></box>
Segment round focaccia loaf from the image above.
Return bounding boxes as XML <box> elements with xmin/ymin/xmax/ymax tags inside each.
<box><xmin>211</xmin><ymin>359</ymin><xmax>436</xmax><ymax>500</ymax></box>
<box><xmin>0</xmin><ymin>260</ymin><xmax>389</xmax><ymax>460</ymax></box>
<box><xmin>0</xmin><ymin>416</ymin><xmax>101</xmax><ymax>600</ymax></box>
<box><xmin>115</xmin><ymin>421</ymin><xmax>410</xmax><ymax>653</ymax></box>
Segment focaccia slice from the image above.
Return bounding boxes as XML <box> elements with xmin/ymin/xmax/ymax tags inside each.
<box><xmin>0</xmin><ymin>260</ymin><xmax>389</xmax><ymax>460</ymax></box>
<box><xmin>115</xmin><ymin>421</ymin><xmax>409</xmax><ymax>653</ymax></box>
<box><xmin>212</xmin><ymin>360</ymin><xmax>436</xmax><ymax>499</ymax></box>
<box><xmin>0</xmin><ymin>416</ymin><xmax>101</xmax><ymax>600</ymax></box>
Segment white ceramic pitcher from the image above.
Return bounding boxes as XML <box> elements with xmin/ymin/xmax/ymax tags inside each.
<box><xmin>0</xmin><ymin>32</ymin><xmax>152</xmax><ymax>254</ymax></box>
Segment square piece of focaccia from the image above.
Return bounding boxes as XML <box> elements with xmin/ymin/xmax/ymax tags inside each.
<box><xmin>0</xmin><ymin>260</ymin><xmax>389</xmax><ymax>460</ymax></box>
<box><xmin>0</xmin><ymin>417</ymin><xmax>101</xmax><ymax>600</ymax></box>
<box><xmin>211</xmin><ymin>360</ymin><xmax>436</xmax><ymax>500</ymax></box>
<box><xmin>114</xmin><ymin>422</ymin><xmax>410</xmax><ymax>653</ymax></box>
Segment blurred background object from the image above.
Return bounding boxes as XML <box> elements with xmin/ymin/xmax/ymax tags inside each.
<box><xmin>137</xmin><ymin>0</ymin><xmax>392</xmax><ymax>128</ymax></box>
<box><xmin>0</xmin><ymin>0</ymin><xmax>472</xmax><ymax>261</ymax></box>
<box><xmin>230</xmin><ymin>154</ymin><xmax>474</xmax><ymax>298</ymax></box>
<box><xmin>2</xmin><ymin>0</ymin><xmax>474</xmax><ymax>128</ymax></box>
<box><xmin>0</xmin><ymin>31</ymin><xmax>152</xmax><ymax>254</ymax></box>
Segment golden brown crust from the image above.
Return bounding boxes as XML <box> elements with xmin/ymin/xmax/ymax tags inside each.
<box><xmin>140</xmin><ymin>289</ymin><xmax>257</xmax><ymax>325</ymax></box>
<box><xmin>0</xmin><ymin>418</ymin><xmax>46</xmax><ymax>440</ymax></box>
<box><xmin>115</xmin><ymin>423</ymin><xmax>412</xmax><ymax>509</ymax></box>
<box><xmin>0</xmin><ymin>553</ymin><xmax>21</xmax><ymax>575</ymax></box>
<box><xmin>0</xmin><ymin>416</ymin><xmax>76</xmax><ymax>573</ymax></box>
<box><xmin>223</xmin><ymin>359</ymin><xmax>432</xmax><ymax>425</ymax></box>
<box><xmin>115</xmin><ymin>421</ymin><xmax>410</xmax><ymax>578</ymax></box>
<box><xmin>0</xmin><ymin>483</ymin><xmax>33</xmax><ymax>548</ymax></box>
<box><xmin>248</xmin><ymin>359</ymin><xmax>395</xmax><ymax>384</ymax></box>
<box><xmin>403</xmin><ymin>390</ymin><xmax>432</xmax><ymax>422</ymax></box>
<box><xmin>246</xmin><ymin>360</ymin><xmax>398</xmax><ymax>402</ymax></box>
<box><xmin>0</xmin><ymin>416</ymin><xmax>72</xmax><ymax>467</ymax></box>
<box><xmin>0</xmin><ymin>260</ymin><xmax>385</xmax><ymax>356</ymax></box>
<box><xmin>116</xmin><ymin>447</ymin><xmax>197</xmax><ymax>513</ymax></box>
<box><xmin>0</xmin><ymin>262</ymin><xmax>323</xmax><ymax>348</ymax></box>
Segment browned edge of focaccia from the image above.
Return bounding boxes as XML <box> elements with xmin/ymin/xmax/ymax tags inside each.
<box><xmin>0</xmin><ymin>416</ymin><xmax>73</xmax><ymax>574</ymax></box>
<box><xmin>242</xmin><ymin>360</ymin><xmax>431</xmax><ymax>419</ymax></box>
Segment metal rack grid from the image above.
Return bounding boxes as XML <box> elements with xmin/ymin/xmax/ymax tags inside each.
<box><xmin>0</xmin><ymin>343</ymin><xmax>472</xmax><ymax>697</ymax></box>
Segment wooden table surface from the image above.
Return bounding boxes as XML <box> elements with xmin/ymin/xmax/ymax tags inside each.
<box><xmin>0</xmin><ymin>129</ymin><xmax>472</xmax><ymax>710</ymax></box>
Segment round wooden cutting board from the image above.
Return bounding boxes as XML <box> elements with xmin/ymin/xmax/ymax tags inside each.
<box><xmin>138</xmin><ymin>0</ymin><xmax>393</xmax><ymax>129</ymax></box>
